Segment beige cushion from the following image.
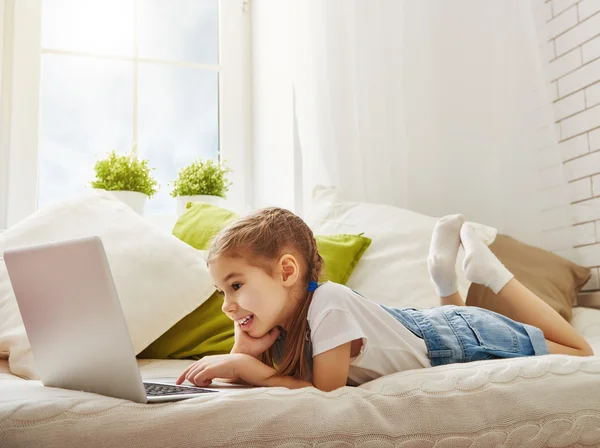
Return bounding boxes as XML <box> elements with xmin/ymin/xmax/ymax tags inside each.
<box><xmin>466</xmin><ymin>234</ymin><xmax>591</xmax><ymax>322</ymax></box>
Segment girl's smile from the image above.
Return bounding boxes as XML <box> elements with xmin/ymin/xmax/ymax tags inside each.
<box><xmin>236</xmin><ymin>314</ymin><xmax>254</xmax><ymax>331</ymax></box>
<box><xmin>209</xmin><ymin>255</ymin><xmax>299</xmax><ymax>337</ymax></box>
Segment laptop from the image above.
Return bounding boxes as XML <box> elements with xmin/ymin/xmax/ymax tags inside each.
<box><xmin>3</xmin><ymin>235</ymin><xmax>222</xmax><ymax>403</ymax></box>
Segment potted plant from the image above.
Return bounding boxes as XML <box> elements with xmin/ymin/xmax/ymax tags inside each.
<box><xmin>91</xmin><ymin>146</ymin><xmax>159</xmax><ymax>215</ymax></box>
<box><xmin>170</xmin><ymin>159</ymin><xmax>232</xmax><ymax>215</ymax></box>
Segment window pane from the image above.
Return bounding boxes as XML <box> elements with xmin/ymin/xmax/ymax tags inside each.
<box><xmin>137</xmin><ymin>0</ymin><xmax>218</xmax><ymax>64</ymax></box>
<box><xmin>38</xmin><ymin>55</ymin><xmax>133</xmax><ymax>208</ymax></box>
<box><xmin>42</xmin><ymin>0</ymin><xmax>134</xmax><ymax>56</ymax></box>
<box><xmin>138</xmin><ymin>64</ymin><xmax>218</xmax><ymax>215</ymax></box>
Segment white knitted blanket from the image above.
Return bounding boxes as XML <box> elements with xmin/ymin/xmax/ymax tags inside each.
<box><xmin>1</xmin><ymin>354</ymin><xmax>600</xmax><ymax>448</ymax></box>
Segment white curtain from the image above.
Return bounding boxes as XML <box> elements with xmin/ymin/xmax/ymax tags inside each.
<box><xmin>291</xmin><ymin>0</ymin><xmax>576</xmax><ymax>259</ymax></box>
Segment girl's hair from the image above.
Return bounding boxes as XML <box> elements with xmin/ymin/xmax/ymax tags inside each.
<box><xmin>207</xmin><ymin>207</ymin><xmax>323</xmax><ymax>379</ymax></box>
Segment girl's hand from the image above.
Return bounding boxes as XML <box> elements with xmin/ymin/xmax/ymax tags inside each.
<box><xmin>176</xmin><ymin>353</ymin><xmax>251</xmax><ymax>387</ymax></box>
<box><xmin>176</xmin><ymin>354</ymin><xmax>315</xmax><ymax>390</ymax></box>
<box><xmin>231</xmin><ymin>322</ymin><xmax>280</xmax><ymax>359</ymax></box>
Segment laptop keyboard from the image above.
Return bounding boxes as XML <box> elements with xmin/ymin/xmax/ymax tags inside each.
<box><xmin>144</xmin><ymin>382</ymin><xmax>218</xmax><ymax>396</ymax></box>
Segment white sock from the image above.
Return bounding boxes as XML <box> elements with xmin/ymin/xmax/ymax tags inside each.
<box><xmin>460</xmin><ymin>223</ymin><xmax>514</xmax><ymax>294</ymax></box>
<box><xmin>427</xmin><ymin>214</ymin><xmax>464</xmax><ymax>297</ymax></box>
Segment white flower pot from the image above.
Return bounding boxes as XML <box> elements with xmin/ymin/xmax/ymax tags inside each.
<box><xmin>101</xmin><ymin>190</ymin><xmax>148</xmax><ymax>215</ymax></box>
<box><xmin>177</xmin><ymin>195</ymin><xmax>225</xmax><ymax>215</ymax></box>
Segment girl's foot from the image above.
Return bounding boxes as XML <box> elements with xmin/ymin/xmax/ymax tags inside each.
<box><xmin>460</xmin><ymin>223</ymin><xmax>513</xmax><ymax>294</ymax></box>
<box><xmin>428</xmin><ymin>214</ymin><xmax>464</xmax><ymax>297</ymax></box>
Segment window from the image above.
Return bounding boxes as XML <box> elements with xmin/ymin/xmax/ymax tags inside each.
<box><xmin>0</xmin><ymin>0</ymin><xmax>251</xmax><ymax>228</ymax></box>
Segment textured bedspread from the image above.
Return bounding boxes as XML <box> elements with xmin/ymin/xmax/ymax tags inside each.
<box><xmin>1</xmin><ymin>354</ymin><xmax>600</xmax><ymax>447</ymax></box>
<box><xmin>2</xmin><ymin>307</ymin><xmax>600</xmax><ymax>447</ymax></box>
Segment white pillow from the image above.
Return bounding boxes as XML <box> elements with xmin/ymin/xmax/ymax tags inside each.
<box><xmin>306</xmin><ymin>186</ymin><xmax>497</xmax><ymax>309</ymax></box>
<box><xmin>0</xmin><ymin>191</ymin><xmax>215</xmax><ymax>379</ymax></box>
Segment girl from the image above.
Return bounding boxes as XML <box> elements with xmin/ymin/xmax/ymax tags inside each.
<box><xmin>176</xmin><ymin>208</ymin><xmax>593</xmax><ymax>391</ymax></box>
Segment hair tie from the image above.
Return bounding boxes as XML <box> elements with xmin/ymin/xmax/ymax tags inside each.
<box><xmin>307</xmin><ymin>281</ymin><xmax>319</xmax><ymax>292</ymax></box>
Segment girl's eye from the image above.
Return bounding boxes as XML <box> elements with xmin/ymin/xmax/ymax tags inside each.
<box><xmin>232</xmin><ymin>283</ymin><xmax>242</xmax><ymax>291</ymax></box>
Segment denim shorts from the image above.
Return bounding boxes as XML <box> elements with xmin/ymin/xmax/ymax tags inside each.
<box><xmin>381</xmin><ymin>305</ymin><xmax>550</xmax><ymax>367</ymax></box>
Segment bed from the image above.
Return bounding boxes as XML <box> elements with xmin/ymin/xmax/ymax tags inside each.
<box><xmin>1</xmin><ymin>306</ymin><xmax>599</xmax><ymax>447</ymax></box>
<box><xmin>2</xmin><ymin>191</ymin><xmax>600</xmax><ymax>447</ymax></box>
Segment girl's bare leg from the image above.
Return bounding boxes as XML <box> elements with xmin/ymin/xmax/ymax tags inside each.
<box><xmin>498</xmin><ymin>279</ymin><xmax>593</xmax><ymax>356</ymax></box>
<box><xmin>460</xmin><ymin>223</ymin><xmax>593</xmax><ymax>357</ymax></box>
<box><xmin>441</xmin><ymin>292</ymin><xmax>465</xmax><ymax>307</ymax></box>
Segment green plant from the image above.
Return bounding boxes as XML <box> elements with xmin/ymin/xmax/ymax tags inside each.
<box><xmin>91</xmin><ymin>147</ymin><xmax>159</xmax><ymax>198</ymax></box>
<box><xmin>170</xmin><ymin>159</ymin><xmax>232</xmax><ymax>198</ymax></box>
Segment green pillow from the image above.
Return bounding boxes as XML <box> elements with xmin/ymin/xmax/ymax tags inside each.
<box><xmin>172</xmin><ymin>202</ymin><xmax>238</xmax><ymax>251</ymax></box>
<box><xmin>138</xmin><ymin>203</ymin><xmax>371</xmax><ymax>360</ymax></box>
<box><xmin>314</xmin><ymin>233</ymin><xmax>371</xmax><ymax>284</ymax></box>
<box><xmin>137</xmin><ymin>290</ymin><xmax>235</xmax><ymax>360</ymax></box>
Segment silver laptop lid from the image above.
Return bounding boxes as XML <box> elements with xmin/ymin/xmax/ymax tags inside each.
<box><xmin>4</xmin><ymin>236</ymin><xmax>147</xmax><ymax>403</ymax></box>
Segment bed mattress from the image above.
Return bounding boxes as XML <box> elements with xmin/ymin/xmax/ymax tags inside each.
<box><xmin>1</xmin><ymin>309</ymin><xmax>600</xmax><ymax>447</ymax></box>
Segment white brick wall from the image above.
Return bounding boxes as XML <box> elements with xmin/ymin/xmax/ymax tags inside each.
<box><xmin>582</xmin><ymin>35</ymin><xmax>600</xmax><ymax>62</ymax></box>
<box><xmin>574</xmin><ymin>221</ymin><xmax>596</xmax><ymax>246</ymax></box>
<box><xmin>590</xmin><ymin>128</ymin><xmax>600</xmax><ymax>150</ymax></box>
<box><xmin>569</xmin><ymin>177</ymin><xmax>592</xmax><ymax>202</ymax></box>
<box><xmin>587</xmin><ymin>82</ymin><xmax>600</xmax><ymax>106</ymax></box>
<box><xmin>557</xmin><ymin>58</ymin><xmax>600</xmax><ymax>96</ymax></box>
<box><xmin>543</xmin><ymin>0</ymin><xmax>600</xmax><ymax>290</ymax></box>
<box><xmin>560</xmin><ymin>133</ymin><xmax>589</xmax><ymax>160</ymax></box>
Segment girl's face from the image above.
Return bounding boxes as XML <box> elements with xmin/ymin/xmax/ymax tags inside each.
<box><xmin>209</xmin><ymin>254</ymin><xmax>298</xmax><ymax>337</ymax></box>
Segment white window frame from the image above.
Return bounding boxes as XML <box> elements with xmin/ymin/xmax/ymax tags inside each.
<box><xmin>0</xmin><ymin>0</ymin><xmax>252</xmax><ymax>230</ymax></box>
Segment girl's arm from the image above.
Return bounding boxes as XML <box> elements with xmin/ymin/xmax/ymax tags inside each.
<box><xmin>237</xmin><ymin>342</ymin><xmax>352</xmax><ymax>392</ymax></box>
<box><xmin>214</xmin><ymin>324</ymin><xmax>281</xmax><ymax>385</ymax></box>
<box><xmin>234</xmin><ymin>356</ymin><xmax>312</xmax><ymax>389</ymax></box>
<box><xmin>311</xmin><ymin>341</ymin><xmax>352</xmax><ymax>391</ymax></box>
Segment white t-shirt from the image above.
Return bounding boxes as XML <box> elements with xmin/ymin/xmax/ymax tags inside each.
<box><xmin>307</xmin><ymin>281</ymin><xmax>431</xmax><ymax>385</ymax></box>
